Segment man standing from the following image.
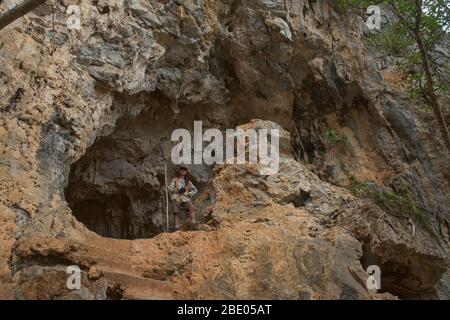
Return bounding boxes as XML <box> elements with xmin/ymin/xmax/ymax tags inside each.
<box><xmin>168</xmin><ymin>166</ymin><xmax>198</xmax><ymax>231</ymax></box>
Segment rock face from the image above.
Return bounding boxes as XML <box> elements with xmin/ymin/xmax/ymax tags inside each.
<box><xmin>0</xmin><ymin>0</ymin><xmax>449</xmax><ymax>299</ymax></box>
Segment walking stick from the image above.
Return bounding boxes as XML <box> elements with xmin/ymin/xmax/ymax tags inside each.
<box><xmin>164</xmin><ymin>164</ymin><xmax>169</xmax><ymax>231</ymax></box>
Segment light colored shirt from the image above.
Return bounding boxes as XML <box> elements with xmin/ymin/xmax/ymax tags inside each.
<box><xmin>168</xmin><ymin>177</ymin><xmax>198</xmax><ymax>203</ymax></box>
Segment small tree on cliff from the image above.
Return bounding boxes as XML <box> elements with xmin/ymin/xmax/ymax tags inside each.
<box><xmin>338</xmin><ymin>0</ymin><xmax>450</xmax><ymax>152</ymax></box>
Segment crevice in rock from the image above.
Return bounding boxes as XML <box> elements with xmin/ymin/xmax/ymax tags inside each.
<box><xmin>106</xmin><ymin>283</ymin><xmax>125</xmax><ymax>300</ymax></box>
<box><xmin>286</xmin><ymin>190</ymin><xmax>311</xmax><ymax>208</ymax></box>
<box><xmin>359</xmin><ymin>240</ymin><xmax>444</xmax><ymax>299</ymax></box>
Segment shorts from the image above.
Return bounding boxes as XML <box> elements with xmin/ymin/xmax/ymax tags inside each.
<box><xmin>172</xmin><ymin>200</ymin><xmax>194</xmax><ymax>214</ymax></box>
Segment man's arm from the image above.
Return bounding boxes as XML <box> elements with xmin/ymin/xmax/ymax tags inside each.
<box><xmin>187</xmin><ymin>181</ymin><xmax>198</xmax><ymax>198</ymax></box>
<box><xmin>168</xmin><ymin>178</ymin><xmax>176</xmax><ymax>193</ymax></box>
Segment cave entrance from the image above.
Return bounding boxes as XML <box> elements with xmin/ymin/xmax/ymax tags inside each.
<box><xmin>359</xmin><ymin>242</ymin><xmax>442</xmax><ymax>299</ymax></box>
<box><xmin>64</xmin><ymin>131</ymin><xmax>167</xmax><ymax>240</ymax></box>
<box><xmin>64</xmin><ymin>93</ymin><xmax>218</xmax><ymax>240</ymax></box>
<box><xmin>63</xmin><ymin>94</ymin><xmax>177</xmax><ymax>240</ymax></box>
<box><xmin>67</xmin><ymin>194</ymin><xmax>132</xmax><ymax>239</ymax></box>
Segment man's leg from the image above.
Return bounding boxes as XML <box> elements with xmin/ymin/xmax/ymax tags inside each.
<box><xmin>186</xmin><ymin>202</ymin><xmax>197</xmax><ymax>225</ymax></box>
<box><xmin>174</xmin><ymin>213</ymin><xmax>181</xmax><ymax>230</ymax></box>
<box><xmin>172</xmin><ymin>201</ymin><xmax>181</xmax><ymax>230</ymax></box>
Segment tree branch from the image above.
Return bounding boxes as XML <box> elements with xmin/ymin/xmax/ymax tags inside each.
<box><xmin>0</xmin><ymin>0</ymin><xmax>47</xmax><ymax>31</ymax></box>
<box><xmin>418</xmin><ymin>77</ymin><xmax>432</xmax><ymax>105</ymax></box>
<box><xmin>389</xmin><ymin>1</ymin><xmax>416</xmax><ymax>34</ymax></box>
<box><xmin>414</xmin><ymin>0</ymin><xmax>423</xmax><ymax>32</ymax></box>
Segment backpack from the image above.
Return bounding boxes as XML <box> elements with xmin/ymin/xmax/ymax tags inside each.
<box><xmin>175</xmin><ymin>177</ymin><xmax>190</xmax><ymax>194</ymax></box>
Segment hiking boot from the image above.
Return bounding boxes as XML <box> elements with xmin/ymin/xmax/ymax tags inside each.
<box><xmin>190</xmin><ymin>222</ymin><xmax>199</xmax><ymax>231</ymax></box>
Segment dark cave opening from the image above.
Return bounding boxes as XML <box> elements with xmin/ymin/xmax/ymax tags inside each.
<box><xmin>63</xmin><ymin>134</ymin><xmax>167</xmax><ymax>240</ymax></box>
<box><xmin>63</xmin><ymin>93</ymin><xmax>217</xmax><ymax>240</ymax></box>
<box><xmin>359</xmin><ymin>241</ymin><xmax>442</xmax><ymax>299</ymax></box>
<box><xmin>67</xmin><ymin>195</ymin><xmax>132</xmax><ymax>239</ymax></box>
<box><xmin>63</xmin><ymin>94</ymin><xmax>175</xmax><ymax>240</ymax></box>
<box><xmin>359</xmin><ymin>241</ymin><xmax>415</xmax><ymax>298</ymax></box>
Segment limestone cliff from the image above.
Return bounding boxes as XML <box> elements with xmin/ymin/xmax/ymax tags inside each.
<box><xmin>0</xmin><ymin>0</ymin><xmax>449</xmax><ymax>299</ymax></box>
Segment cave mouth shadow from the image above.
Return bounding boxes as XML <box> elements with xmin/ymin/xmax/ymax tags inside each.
<box><xmin>62</xmin><ymin>93</ymin><xmax>214</xmax><ymax>240</ymax></box>
<box><xmin>359</xmin><ymin>241</ymin><xmax>441</xmax><ymax>299</ymax></box>
<box><xmin>64</xmin><ymin>148</ymin><xmax>210</xmax><ymax>240</ymax></box>
<box><xmin>67</xmin><ymin>194</ymin><xmax>133</xmax><ymax>239</ymax></box>
<box><xmin>64</xmin><ymin>150</ymin><xmax>166</xmax><ymax>240</ymax></box>
<box><xmin>62</xmin><ymin>108</ymin><xmax>169</xmax><ymax>240</ymax></box>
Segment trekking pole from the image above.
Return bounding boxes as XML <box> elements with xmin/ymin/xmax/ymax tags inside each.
<box><xmin>164</xmin><ymin>164</ymin><xmax>169</xmax><ymax>231</ymax></box>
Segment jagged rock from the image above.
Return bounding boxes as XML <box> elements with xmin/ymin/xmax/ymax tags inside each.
<box><xmin>0</xmin><ymin>205</ymin><xmax>16</xmax><ymax>299</ymax></box>
<box><xmin>0</xmin><ymin>0</ymin><xmax>448</xmax><ymax>300</ymax></box>
<box><xmin>335</xmin><ymin>200</ymin><xmax>447</xmax><ymax>298</ymax></box>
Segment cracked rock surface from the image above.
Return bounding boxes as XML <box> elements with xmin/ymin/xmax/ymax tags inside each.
<box><xmin>0</xmin><ymin>0</ymin><xmax>449</xmax><ymax>299</ymax></box>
